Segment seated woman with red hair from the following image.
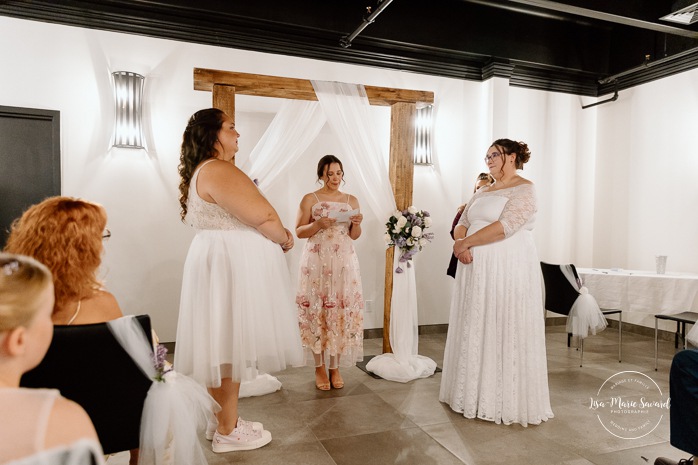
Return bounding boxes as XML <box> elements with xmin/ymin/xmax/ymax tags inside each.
<box><xmin>4</xmin><ymin>196</ymin><xmax>123</xmax><ymax>326</ymax></box>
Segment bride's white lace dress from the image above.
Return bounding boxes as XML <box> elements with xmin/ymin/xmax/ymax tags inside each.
<box><xmin>439</xmin><ymin>183</ymin><xmax>553</xmax><ymax>426</ymax></box>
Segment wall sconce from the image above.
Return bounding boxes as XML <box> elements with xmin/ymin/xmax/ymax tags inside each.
<box><xmin>112</xmin><ymin>71</ymin><xmax>144</xmax><ymax>149</ymax></box>
<box><xmin>414</xmin><ymin>104</ymin><xmax>433</xmax><ymax>165</ymax></box>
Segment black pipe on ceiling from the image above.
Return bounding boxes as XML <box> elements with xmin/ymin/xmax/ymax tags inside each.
<box><xmin>340</xmin><ymin>0</ymin><xmax>394</xmax><ymax>48</ymax></box>
<box><xmin>598</xmin><ymin>46</ymin><xmax>698</xmax><ymax>84</ymax></box>
<box><xmin>582</xmin><ymin>80</ymin><xmax>618</xmax><ymax>109</ymax></box>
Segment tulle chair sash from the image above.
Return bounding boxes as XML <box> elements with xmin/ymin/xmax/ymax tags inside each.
<box><xmin>107</xmin><ymin>316</ymin><xmax>218</xmax><ymax>465</ymax></box>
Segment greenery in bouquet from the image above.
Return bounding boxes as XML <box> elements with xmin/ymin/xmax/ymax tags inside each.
<box><xmin>384</xmin><ymin>206</ymin><xmax>434</xmax><ymax>273</ymax></box>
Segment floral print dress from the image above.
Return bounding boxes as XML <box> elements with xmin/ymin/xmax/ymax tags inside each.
<box><xmin>296</xmin><ymin>197</ymin><xmax>364</xmax><ymax>368</ymax></box>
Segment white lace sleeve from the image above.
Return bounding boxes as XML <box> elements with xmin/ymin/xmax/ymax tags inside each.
<box><xmin>499</xmin><ymin>184</ymin><xmax>537</xmax><ymax>238</ymax></box>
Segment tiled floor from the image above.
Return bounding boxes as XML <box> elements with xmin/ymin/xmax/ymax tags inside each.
<box><xmin>108</xmin><ymin>326</ymin><xmax>691</xmax><ymax>465</ymax></box>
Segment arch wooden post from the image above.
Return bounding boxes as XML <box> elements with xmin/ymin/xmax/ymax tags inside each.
<box><xmin>212</xmin><ymin>84</ymin><xmax>236</xmax><ymax>119</ymax></box>
<box><xmin>382</xmin><ymin>101</ymin><xmax>416</xmax><ymax>354</ymax></box>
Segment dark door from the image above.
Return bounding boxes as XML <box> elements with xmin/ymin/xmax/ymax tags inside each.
<box><xmin>0</xmin><ymin>106</ymin><xmax>61</xmax><ymax>248</ymax></box>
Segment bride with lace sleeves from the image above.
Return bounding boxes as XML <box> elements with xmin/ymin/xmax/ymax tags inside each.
<box><xmin>439</xmin><ymin>139</ymin><xmax>553</xmax><ymax>427</ymax></box>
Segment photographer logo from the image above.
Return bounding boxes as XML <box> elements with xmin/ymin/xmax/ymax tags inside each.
<box><xmin>590</xmin><ymin>371</ymin><xmax>670</xmax><ymax>439</ymax></box>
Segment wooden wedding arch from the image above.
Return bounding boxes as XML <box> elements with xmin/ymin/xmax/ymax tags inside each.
<box><xmin>194</xmin><ymin>68</ymin><xmax>434</xmax><ymax>353</ymax></box>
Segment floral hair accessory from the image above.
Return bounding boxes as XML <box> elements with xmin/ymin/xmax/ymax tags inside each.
<box><xmin>2</xmin><ymin>260</ymin><xmax>20</xmax><ymax>276</ymax></box>
<box><xmin>384</xmin><ymin>206</ymin><xmax>434</xmax><ymax>273</ymax></box>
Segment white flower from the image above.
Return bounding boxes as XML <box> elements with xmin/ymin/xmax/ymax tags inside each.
<box><xmin>424</xmin><ymin>217</ymin><xmax>432</xmax><ymax>227</ymax></box>
<box><xmin>384</xmin><ymin>233</ymin><xmax>392</xmax><ymax>244</ymax></box>
<box><xmin>407</xmin><ymin>237</ymin><xmax>414</xmax><ymax>246</ymax></box>
<box><xmin>411</xmin><ymin>225</ymin><xmax>422</xmax><ymax>237</ymax></box>
<box><xmin>396</xmin><ymin>216</ymin><xmax>407</xmax><ymax>228</ymax></box>
<box><xmin>419</xmin><ymin>238</ymin><xmax>428</xmax><ymax>246</ymax></box>
<box><xmin>392</xmin><ymin>227</ymin><xmax>400</xmax><ymax>234</ymax></box>
<box><xmin>408</xmin><ymin>206</ymin><xmax>418</xmax><ymax>214</ymax></box>
<box><xmin>393</xmin><ymin>210</ymin><xmax>402</xmax><ymax>218</ymax></box>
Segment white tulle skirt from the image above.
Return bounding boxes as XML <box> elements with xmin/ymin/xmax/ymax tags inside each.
<box><xmin>175</xmin><ymin>229</ymin><xmax>303</xmax><ymax>387</ymax></box>
<box><xmin>439</xmin><ymin>230</ymin><xmax>553</xmax><ymax>426</ymax></box>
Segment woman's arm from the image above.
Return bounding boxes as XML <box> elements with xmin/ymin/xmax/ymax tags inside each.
<box><xmin>295</xmin><ymin>194</ymin><xmax>336</xmax><ymax>239</ymax></box>
<box><xmin>348</xmin><ymin>195</ymin><xmax>362</xmax><ymax>240</ymax></box>
<box><xmin>454</xmin><ymin>183</ymin><xmax>536</xmax><ymax>260</ymax></box>
<box><xmin>456</xmin><ymin>221</ymin><xmax>505</xmax><ymax>251</ymax></box>
<box><xmin>199</xmin><ymin>160</ymin><xmax>288</xmax><ymax>244</ymax></box>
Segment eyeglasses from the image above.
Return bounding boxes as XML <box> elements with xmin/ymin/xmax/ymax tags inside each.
<box><xmin>484</xmin><ymin>152</ymin><xmax>503</xmax><ymax>163</ymax></box>
<box><xmin>102</xmin><ymin>228</ymin><xmax>111</xmax><ymax>241</ymax></box>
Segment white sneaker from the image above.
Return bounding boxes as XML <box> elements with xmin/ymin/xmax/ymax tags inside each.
<box><xmin>211</xmin><ymin>424</ymin><xmax>272</xmax><ymax>453</ymax></box>
<box><xmin>206</xmin><ymin>416</ymin><xmax>263</xmax><ymax>440</ymax></box>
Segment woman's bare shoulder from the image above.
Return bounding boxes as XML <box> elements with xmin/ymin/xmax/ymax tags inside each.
<box><xmin>80</xmin><ymin>290</ymin><xmax>123</xmax><ymax>323</ymax></box>
<box><xmin>300</xmin><ymin>192</ymin><xmax>319</xmax><ymax>206</ymax></box>
<box><xmin>44</xmin><ymin>396</ymin><xmax>98</xmax><ymax>449</ymax></box>
<box><xmin>347</xmin><ymin>194</ymin><xmax>360</xmax><ymax>209</ymax></box>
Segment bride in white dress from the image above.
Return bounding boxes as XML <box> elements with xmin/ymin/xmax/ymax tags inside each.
<box><xmin>439</xmin><ymin>139</ymin><xmax>553</xmax><ymax>426</ymax></box>
<box><xmin>175</xmin><ymin>109</ymin><xmax>302</xmax><ymax>452</ymax></box>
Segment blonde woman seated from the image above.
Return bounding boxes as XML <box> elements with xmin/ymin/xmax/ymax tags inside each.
<box><xmin>0</xmin><ymin>253</ymin><xmax>104</xmax><ymax>464</ymax></box>
<box><xmin>4</xmin><ymin>196</ymin><xmax>122</xmax><ymax>326</ymax></box>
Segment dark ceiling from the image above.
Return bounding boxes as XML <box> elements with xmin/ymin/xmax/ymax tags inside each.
<box><xmin>3</xmin><ymin>0</ymin><xmax>698</xmax><ymax>96</ymax></box>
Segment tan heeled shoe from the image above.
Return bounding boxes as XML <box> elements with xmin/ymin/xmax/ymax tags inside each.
<box><xmin>329</xmin><ymin>368</ymin><xmax>344</xmax><ymax>389</ymax></box>
<box><xmin>315</xmin><ymin>368</ymin><xmax>330</xmax><ymax>391</ymax></box>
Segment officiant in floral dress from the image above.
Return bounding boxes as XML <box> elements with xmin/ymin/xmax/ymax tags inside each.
<box><xmin>295</xmin><ymin>155</ymin><xmax>364</xmax><ymax>391</ymax></box>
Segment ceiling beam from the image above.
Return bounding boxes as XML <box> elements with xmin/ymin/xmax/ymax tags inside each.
<box><xmin>193</xmin><ymin>68</ymin><xmax>435</xmax><ymax>106</ymax></box>
<box><xmin>505</xmin><ymin>0</ymin><xmax>698</xmax><ymax>38</ymax></box>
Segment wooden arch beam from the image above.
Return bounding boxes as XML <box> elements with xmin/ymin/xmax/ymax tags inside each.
<box><xmin>195</xmin><ymin>68</ymin><xmax>433</xmax><ymax>354</ymax></box>
<box><xmin>195</xmin><ymin>68</ymin><xmax>434</xmax><ymax>107</ymax></box>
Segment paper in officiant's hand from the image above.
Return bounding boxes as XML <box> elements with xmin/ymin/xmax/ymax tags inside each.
<box><xmin>328</xmin><ymin>209</ymin><xmax>359</xmax><ymax>223</ymax></box>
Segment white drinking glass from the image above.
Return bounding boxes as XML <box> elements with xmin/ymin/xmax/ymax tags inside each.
<box><xmin>655</xmin><ymin>255</ymin><xmax>668</xmax><ymax>275</ymax></box>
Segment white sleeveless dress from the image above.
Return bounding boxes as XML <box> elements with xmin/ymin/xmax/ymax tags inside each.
<box><xmin>174</xmin><ymin>160</ymin><xmax>303</xmax><ymax>387</ymax></box>
<box><xmin>439</xmin><ymin>184</ymin><xmax>553</xmax><ymax>426</ymax></box>
<box><xmin>0</xmin><ymin>388</ymin><xmax>104</xmax><ymax>464</ymax></box>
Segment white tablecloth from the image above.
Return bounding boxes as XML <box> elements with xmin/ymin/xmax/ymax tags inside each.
<box><xmin>576</xmin><ymin>268</ymin><xmax>698</xmax><ymax>315</ymax></box>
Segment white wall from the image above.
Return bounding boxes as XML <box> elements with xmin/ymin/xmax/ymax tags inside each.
<box><xmin>2</xmin><ymin>16</ymin><xmax>697</xmax><ymax>340</ymax></box>
<box><xmin>0</xmin><ymin>17</ymin><xmax>476</xmax><ymax>340</ymax></box>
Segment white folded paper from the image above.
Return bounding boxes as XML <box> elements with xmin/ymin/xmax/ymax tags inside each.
<box><xmin>328</xmin><ymin>208</ymin><xmax>359</xmax><ymax>223</ymax></box>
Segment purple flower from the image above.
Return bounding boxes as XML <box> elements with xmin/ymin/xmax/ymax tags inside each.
<box><xmin>152</xmin><ymin>344</ymin><xmax>173</xmax><ymax>382</ymax></box>
<box><xmin>395</xmin><ymin>266</ymin><xmax>404</xmax><ymax>273</ymax></box>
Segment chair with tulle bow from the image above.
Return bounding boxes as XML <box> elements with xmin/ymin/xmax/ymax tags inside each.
<box><xmin>20</xmin><ymin>315</ymin><xmax>153</xmax><ymax>455</ymax></box>
<box><xmin>540</xmin><ymin>262</ymin><xmax>622</xmax><ymax>366</ymax></box>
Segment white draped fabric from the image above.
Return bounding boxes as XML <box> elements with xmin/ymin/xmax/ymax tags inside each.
<box><xmin>239</xmin><ymin>80</ymin><xmax>435</xmax><ymax>383</ymax></box>
<box><xmin>310</xmin><ymin>80</ymin><xmax>395</xmax><ymax>220</ymax></box>
<box><xmin>107</xmin><ymin>316</ymin><xmax>217</xmax><ymax>465</ymax></box>
<box><xmin>364</xmin><ymin>253</ymin><xmax>437</xmax><ymax>383</ymax></box>
<box><xmin>560</xmin><ymin>265</ymin><xmax>607</xmax><ymax>337</ymax></box>
<box><xmin>240</xmin><ymin>99</ymin><xmax>326</xmax><ymax>188</ymax></box>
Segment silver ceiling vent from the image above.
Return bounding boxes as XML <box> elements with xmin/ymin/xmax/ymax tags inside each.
<box><xmin>660</xmin><ymin>2</ymin><xmax>698</xmax><ymax>25</ymax></box>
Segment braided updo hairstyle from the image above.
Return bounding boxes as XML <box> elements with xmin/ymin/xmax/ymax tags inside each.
<box><xmin>490</xmin><ymin>138</ymin><xmax>531</xmax><ymax>170</ymax></box>
<box><xmin>178</xmin><ymin>108</ymin><xmax>225</xmax><ymax>222</ymax></box>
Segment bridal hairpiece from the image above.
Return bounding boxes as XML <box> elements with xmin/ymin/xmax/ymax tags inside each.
<box><xmin>2</xmin><ymin>260</ymin><xmax>20</xmax><ymax>276</ymax></box>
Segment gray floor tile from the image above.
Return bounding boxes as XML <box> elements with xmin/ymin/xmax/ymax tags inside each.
<box><xmin>106</xmin><ymin>325</ymin><xmax>690</xmax><ymax>465</ymax></box>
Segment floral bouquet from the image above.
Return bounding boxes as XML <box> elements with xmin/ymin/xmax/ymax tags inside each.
<box><xmin>384</xmin><ymin>206</ymin><xmax>434</xmax><ymax>273</ymax></box>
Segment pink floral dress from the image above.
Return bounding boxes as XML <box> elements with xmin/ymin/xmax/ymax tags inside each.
<box><xmin>296</xmin><ymin>196</ymin><xmax>364</xmax><ymax>369</ymax></box>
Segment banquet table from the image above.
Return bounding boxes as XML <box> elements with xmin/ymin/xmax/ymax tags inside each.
<box><xmin>576</xmin><ymin>268</ymin><xmax>698</xmax><ymax>315</ymax></box>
